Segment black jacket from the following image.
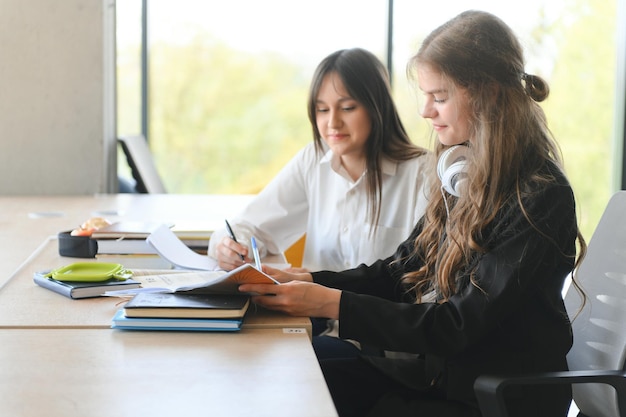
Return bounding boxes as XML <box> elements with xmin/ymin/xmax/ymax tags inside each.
<box><xmin>313</xmin><ymin>164</ymin><xmax>577</xmax><ymax>416</ymax></box>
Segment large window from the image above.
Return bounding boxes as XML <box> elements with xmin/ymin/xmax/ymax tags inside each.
<box><xmin>117</xmin><ymin>0</ymin><xmax>622</xmax><ymax>241</ymax></box>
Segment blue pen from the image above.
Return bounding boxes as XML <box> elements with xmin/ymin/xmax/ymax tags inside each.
<box><xmin>250</xmin><ymin>236</ymin><xmax>262</xmax><ymax>270</ymax></box>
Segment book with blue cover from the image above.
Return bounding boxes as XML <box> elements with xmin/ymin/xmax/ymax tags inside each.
<box><xmin>111</xmin><ymin>309</ymin><xmax>242</xmax><ymax>331</ymax></box>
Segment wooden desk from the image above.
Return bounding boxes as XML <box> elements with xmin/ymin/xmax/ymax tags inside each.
<box><xmin>0</xmin><ymin>328</ymin><xmax>337</xmax><ymax>417</ymax></box>
<box><xmin>0</xmin><ymin>195</ymin><xmax>336</xmax><ymax>416</ymax></box>
<box><xmin>0</xmin><ymin>225</ymin><xmax>310</xmax><ymax>334</ymax></box>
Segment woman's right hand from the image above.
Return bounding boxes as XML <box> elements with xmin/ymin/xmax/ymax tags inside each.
<box><xmin>238</xmin><ymin>279</ymin><xmax>339</xmax><ymax>319</ymax></box>
<box><xmin>215</xmin><ymin>236</ymin><xmax>251</xmax><ymax>271</ymax></box>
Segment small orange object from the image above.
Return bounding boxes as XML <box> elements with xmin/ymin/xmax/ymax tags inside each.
<box><xmin>70</xmin><ymin>217</ymin><xmax>112</xmax><ymax>237</ymax></box>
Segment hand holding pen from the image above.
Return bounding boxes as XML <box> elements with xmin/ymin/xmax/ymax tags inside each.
<box><xmin>224</xmin><ymin>219</ymin><xmax>246</xmax><ymax>262</ymax></box>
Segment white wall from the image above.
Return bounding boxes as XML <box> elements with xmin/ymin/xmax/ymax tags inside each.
<box><xmin>0</xmin><ymin>0</ymin><xmax>116</xmax><ymax>195</ymax></box>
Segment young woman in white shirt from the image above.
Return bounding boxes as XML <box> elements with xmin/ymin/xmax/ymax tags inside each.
<box><xmin>208</xmin><ymin>48</ymin><xmax>429</xmax><ymax>274</ymax></box>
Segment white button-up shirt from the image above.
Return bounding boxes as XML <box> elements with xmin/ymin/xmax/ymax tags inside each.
<box><xmin>208</xmin><ymin>143</ymin><xmax>429</xmax><ymax>272</ymax></box>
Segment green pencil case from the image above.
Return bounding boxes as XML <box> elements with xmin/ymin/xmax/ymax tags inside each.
<box><xmin>45</xmin><ymin>262</ymin><xmax>132</xmax><ymax>282</ymax></box>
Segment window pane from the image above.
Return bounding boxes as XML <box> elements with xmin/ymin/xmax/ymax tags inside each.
<box><xmin>143</xmin><ymin>0</ymin><xmax>387</xmax><ymax>194</ymax></box>
<box><xmin>116</xmin><ymin>0</ymin><xmax>142</xmax><ymax>135</ymax></box>
<box><xmin>116</xmin><ymin>0</ymin><xmax>143</xmax><ymax>181</ymax></box>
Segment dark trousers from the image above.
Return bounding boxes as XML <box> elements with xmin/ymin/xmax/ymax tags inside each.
<box><xmin>313</xmin><ymin>336</ymin><xmax>480</xmax><ymax>417</ymax></box>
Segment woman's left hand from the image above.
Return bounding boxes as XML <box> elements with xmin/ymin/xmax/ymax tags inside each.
<box><xmin>238</xmin><ymin>280</ymin><xmax>341</xmax><ymax>319</ymax></box>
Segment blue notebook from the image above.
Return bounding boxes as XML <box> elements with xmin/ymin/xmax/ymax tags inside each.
<box><xmin>111</xmin><ymin>310</ymin><xmax>242</xmax><ymax>331</ymax></box>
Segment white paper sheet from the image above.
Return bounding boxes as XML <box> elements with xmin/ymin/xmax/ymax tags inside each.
<box><xmin>147</xmin><ymin>224</ymin><xmax>219</xmax><ymax>271</ymax></box>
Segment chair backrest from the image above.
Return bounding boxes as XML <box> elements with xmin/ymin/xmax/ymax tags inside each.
<box><xmin>284</xmin><ymin>234</ymin><xmax>306</xmax><ymax>268</ymax></box>
<box><xmin>118</xmin><ymin>135</ymin><xmax>167</xmax><ymax>194</ymax></box>
<box><xmin>564</xmin><ymin>191</ymin><xmax>626</xmax><ymax>417</ymax></box>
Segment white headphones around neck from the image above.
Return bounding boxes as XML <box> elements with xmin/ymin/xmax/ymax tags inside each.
<box><xmin>437</xmin><ymin>145</ymin><xmax>469</xmax><ymax>197</ymax></box>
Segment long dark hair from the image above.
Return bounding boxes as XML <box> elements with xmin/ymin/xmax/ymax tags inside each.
<box><xmin>307</xmin><ymin>48</ymin><xmax>427</xmax><ymax>227</ymax></box>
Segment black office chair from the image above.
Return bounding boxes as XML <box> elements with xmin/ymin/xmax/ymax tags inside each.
<box><xmin>118</xmin><ymin>135</ymin><xmax>167</xmax><ymax>194</ymax></box>
<box><xmin>474</xmin><ymin>191</ymin><xmax>626</xmax><ymax>417</ymax></box>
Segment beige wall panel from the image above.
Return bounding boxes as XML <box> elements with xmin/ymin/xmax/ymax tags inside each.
<box><xmin>0</xmin><ymin>0</ymin><xmax>116</xmax><ymax>195</ymax></box>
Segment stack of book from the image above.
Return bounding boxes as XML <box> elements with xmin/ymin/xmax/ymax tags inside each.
<box><xmin>109</xmin><ymin>262</ymin><xmax>280</xmax><ymax>332</ymax></box>
<box><xmin>91</xmin><ymin>221</ymin><xmax>213</xmax><ymax>269</ymax></box>
<box><xmin>112</xmin><ymin>292</ymin><xmax>251</xmax><ymax>331</ymax></box>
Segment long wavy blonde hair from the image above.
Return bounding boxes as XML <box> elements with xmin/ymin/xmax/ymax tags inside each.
<box><xmin>401</xmin><ymin>10</ymin><xmax>586</xmax><ymax>304</ymax></box>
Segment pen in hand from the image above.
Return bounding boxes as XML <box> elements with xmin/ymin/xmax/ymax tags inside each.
<box><xmin>250</xmin><ymin>236</ymin><xmax>262</xmax><ymax>270</ymax></box>
<box><xmin>224</xmin><ymin>219</ymin><xmax>245</xmax><ymax>261</ymax></box>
